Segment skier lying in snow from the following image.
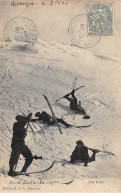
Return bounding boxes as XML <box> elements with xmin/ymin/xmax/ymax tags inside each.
<box><xmin>63</xmin><ymin>89</ymin><xmax>89</xmax><ymax>119</ymax></box>
<box><xmin>8</xmin><ymin>113</ymin><xmax>42</xmax><ymax>176</ymax></box>
<box><xmin>31</xmin><ymin>111</ymin><xmax>72</xmax><ymax>128</ymax></box>
<box><xmin>70</xmin><ymin>140</ymin><xmax>98</xmax><ymax>166</ymax></box>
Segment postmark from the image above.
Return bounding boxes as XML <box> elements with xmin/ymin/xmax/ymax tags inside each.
<box><xmin>87</xmin><ymin>3</ymin><xmax>113</xmax><ymax>35</ymax></box>
<box><xmin>4</xmin><ymin>17</ymin><xmax>38</xmax><ymax>50</ymax></box>
<box><xmin>68</xmin><ymin>14</ymin><xmax>101</xmax><ymax>48</ymax></box>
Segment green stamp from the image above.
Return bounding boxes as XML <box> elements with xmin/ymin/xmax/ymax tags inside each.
<box><xmin>87</xmin><ymin>3</ymin><xmax>113</xmax><ymax>35</ymax></box>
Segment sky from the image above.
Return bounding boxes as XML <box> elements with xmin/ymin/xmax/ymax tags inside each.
<box><xmin>0</xmin><ymin>0</ymin><xmax>121</xmax><ymax>58</ymax></box>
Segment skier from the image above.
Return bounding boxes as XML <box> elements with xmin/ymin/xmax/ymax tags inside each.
<box><xmin>63</xmin><ymin>89</ymin><xmax>86</xmax><ymax>115</ymax></box>
<box><xmin>8</xmin><ymin>113</ymin><xmax>42</xmax><ymax>176</ymax></box>
<box><xmin>31</xmin><ymin>111</ymin><xmax>72</xmax><ymax>128</ymax></box>
<box><xmin>70</xmin><ymin>140</ymin><xmax>98</xmax><ymax>166</ymax></box>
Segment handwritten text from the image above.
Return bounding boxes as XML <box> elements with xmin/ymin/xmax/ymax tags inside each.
<box><xmin>11</xmin><ymin>0</ymin><xmax>70</xmax><ymax>7</ymax></box>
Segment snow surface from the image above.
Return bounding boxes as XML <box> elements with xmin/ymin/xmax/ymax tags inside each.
<box><xmin>0</xmin><ymin>39</ymin><xmax>121</xmax><ymax>191</ymax></box>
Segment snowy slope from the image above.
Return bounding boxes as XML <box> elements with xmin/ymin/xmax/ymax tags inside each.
<box><xmin>0</xmin><ymin>39</ymin><xmax>121</xmax><ymax>190</ymax></box>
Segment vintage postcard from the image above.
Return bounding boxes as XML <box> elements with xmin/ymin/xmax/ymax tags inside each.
<box><xmin>0</xmin><ymin>0</ymin><xmax>121</xmax><ymax>193</ymax></box>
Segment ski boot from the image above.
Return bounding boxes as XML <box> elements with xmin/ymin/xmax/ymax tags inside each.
<box><xmin>8</xmin><ymin>170</ymin><xmax>18</xmax><ymax>176</ymax></box>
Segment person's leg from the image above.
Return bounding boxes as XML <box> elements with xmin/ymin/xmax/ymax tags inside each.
<box><xmin>63</xmin><ymin>94</ymin><xmax>72</xmax><ymax>102</ymax></box>
<box><xmin>8</xmin><ymin>146</ymin><xmax>21</xmax><ymax>175</ymax></box>
<box><xmin>57</xmin><ymin>118</ymin><xmax>72</xmax><ymax>128</ymax></box>
<box><xmin>21</xmin><ymin>145</ymin><xmax>33</xmax><ymax>172</ymax></box>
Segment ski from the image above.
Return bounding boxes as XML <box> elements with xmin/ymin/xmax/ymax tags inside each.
<box><xmin>73</xmin><ymin>77</ymin><xmax>77</xmax><ymax>91</ymax></box>
<box><xmin>59</xmin><ymin>159</ymin><xmax>83</xmax><ymax>166</ymax></box>
<box><xmin>61</xmin><ymin>180</ymin><xmax>74</xmax><ymax>185</ymax></box>
<box><xmin>56</xmin><ymin>85</ymin><xmax>85</xmax><ymax>102</ymax></box>
<box><xmin>58</xmin><ymin>159</ymin><xmax>71</xmax><ymax>166</ymax></box>
<box><xmin>88</xmin><ymin>148</ymin><xmax>115</xmax><ymax>156</ymax></box>
<box><xmin>63</xmin><ymin>123</ymin><xmax>93</xmax><ymax>129</ymax></box>
<box><xmin>71</xmin><ymin>123</ymin><xmax>93</xmax><ymax>128</ymax></box>
<box><xmin>42</xmin><ymin>94</ymin><xmax>63</xmax><ymax>134</ymax></box>
<box><xmin>13</xmin><ymin>161</ymin><xmax>55</xmax><ymax>176</ymax></box>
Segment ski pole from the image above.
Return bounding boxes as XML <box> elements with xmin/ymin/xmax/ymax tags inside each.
<box><xmin>21</xmin><ymin>112</ymin><xmax>35</xmax><ymax>134</ymax></box>
<box><xmin>28</xmin><ymin>121</ymin><xmax>35</xmax><ymax>134</ymax></box>
<box><xmin>26</xmin><ymin>120</ymin><xmax>29</xmax><ymax>130</ymax></box>
<box><xmin>73</xmin><ymin>77</ymin><xmax>77</xmax><ymax>91</ymax></box>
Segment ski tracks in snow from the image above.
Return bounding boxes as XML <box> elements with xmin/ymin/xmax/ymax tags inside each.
<box><xmin>0</xmin><ymin>57</ymin><xmax>17</xmax><ymax>84</ymax></box>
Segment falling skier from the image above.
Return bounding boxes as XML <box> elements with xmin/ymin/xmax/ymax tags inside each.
<box><xmin>8</xmin><ymin>113</ymin><xmax>42</xmax><ymax>176</ymax></box>
<box><xmin>63</xmin><ymin>89</ymin><xmax>89</xmax><ymax>117</ymax></box>
<box><xmin>70</xmin><ymin>140</ymin><xmax>98</xmax><ymax>166</ymax></box>
<box><xmin>31</xmin><ymin>111</ymin><xmax>72</xmax><ymax>128</ymax></box>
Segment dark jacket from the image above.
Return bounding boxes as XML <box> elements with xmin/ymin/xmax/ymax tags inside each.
<box><xmin>70</xmin><ymin>146</ymin><xmax>89</xmax><ymax>162</ymax></box>
<box><xmin>11</xmin><ymin>122</ymin><xmax>27</xmax><ymax>147</ymax></box>
<box><xmin>31</xmin><ymin>111</ymin><xmax>52</xmax><ymax>124</ymax></box>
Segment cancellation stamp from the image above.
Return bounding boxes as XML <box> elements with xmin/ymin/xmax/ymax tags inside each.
<box><xmin>68</xmin><ymin>14</ymin><xmax>101</xmax><ymax>48</ymax></box>
<box><xmin>4</xmin><ymin>17</ymin><xmax>38</xmax><ymax>50</ymax></box>
<box><xmin>87</xmin><ymin>3</ymin><xmax>113</xmax><ymax>36</ymax></box>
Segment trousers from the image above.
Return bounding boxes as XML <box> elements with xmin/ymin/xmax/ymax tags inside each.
<box><xmin>9</xmin><ymin>143</ymin><xmax>33</xmax><ymax>172</ymax></box>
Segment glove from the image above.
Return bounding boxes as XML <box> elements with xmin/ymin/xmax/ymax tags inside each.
<box><xmin>92</xmin><ymin>149</ymin><xmax>98</xmax><ymax>153</ymax></box>
<box><xmin>33</xmin><ymin>155</ymin><xmax>42</xmax><ymax>160</ymax></box>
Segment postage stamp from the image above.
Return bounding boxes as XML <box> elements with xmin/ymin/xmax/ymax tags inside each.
<box><xmin>87</xmin><ymin>3</ymin><xmax>113</xmax><ymax>36</ymax></box>
<box><xmin>68</xmin><ymin>14</ymin><xmax>101</xmax><ymax>48</ymax></box>
<box><xmin>4</xmin><ymin>17</ymin><xmax>38</xmax><ymax>50</ymax></box>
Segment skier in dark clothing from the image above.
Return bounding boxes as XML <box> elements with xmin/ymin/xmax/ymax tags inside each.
<box><xmin>63</xmin><ymin>89</ymin><xmax>86</xmax><ymax>115</ymax></box>
<box><xmin>8</xmin><ymin>113</ymin><xmax>42</xmax><ymax>176</ymax></box>
<box><xmin>31</xmin><ymin>111</ymin><xmax>72</xmax><ymax>128</ymax></box>
<box><xmin>70</xmin><ymin>140</ymin><xmax>98</xmax><ymax>166</ymax></box>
